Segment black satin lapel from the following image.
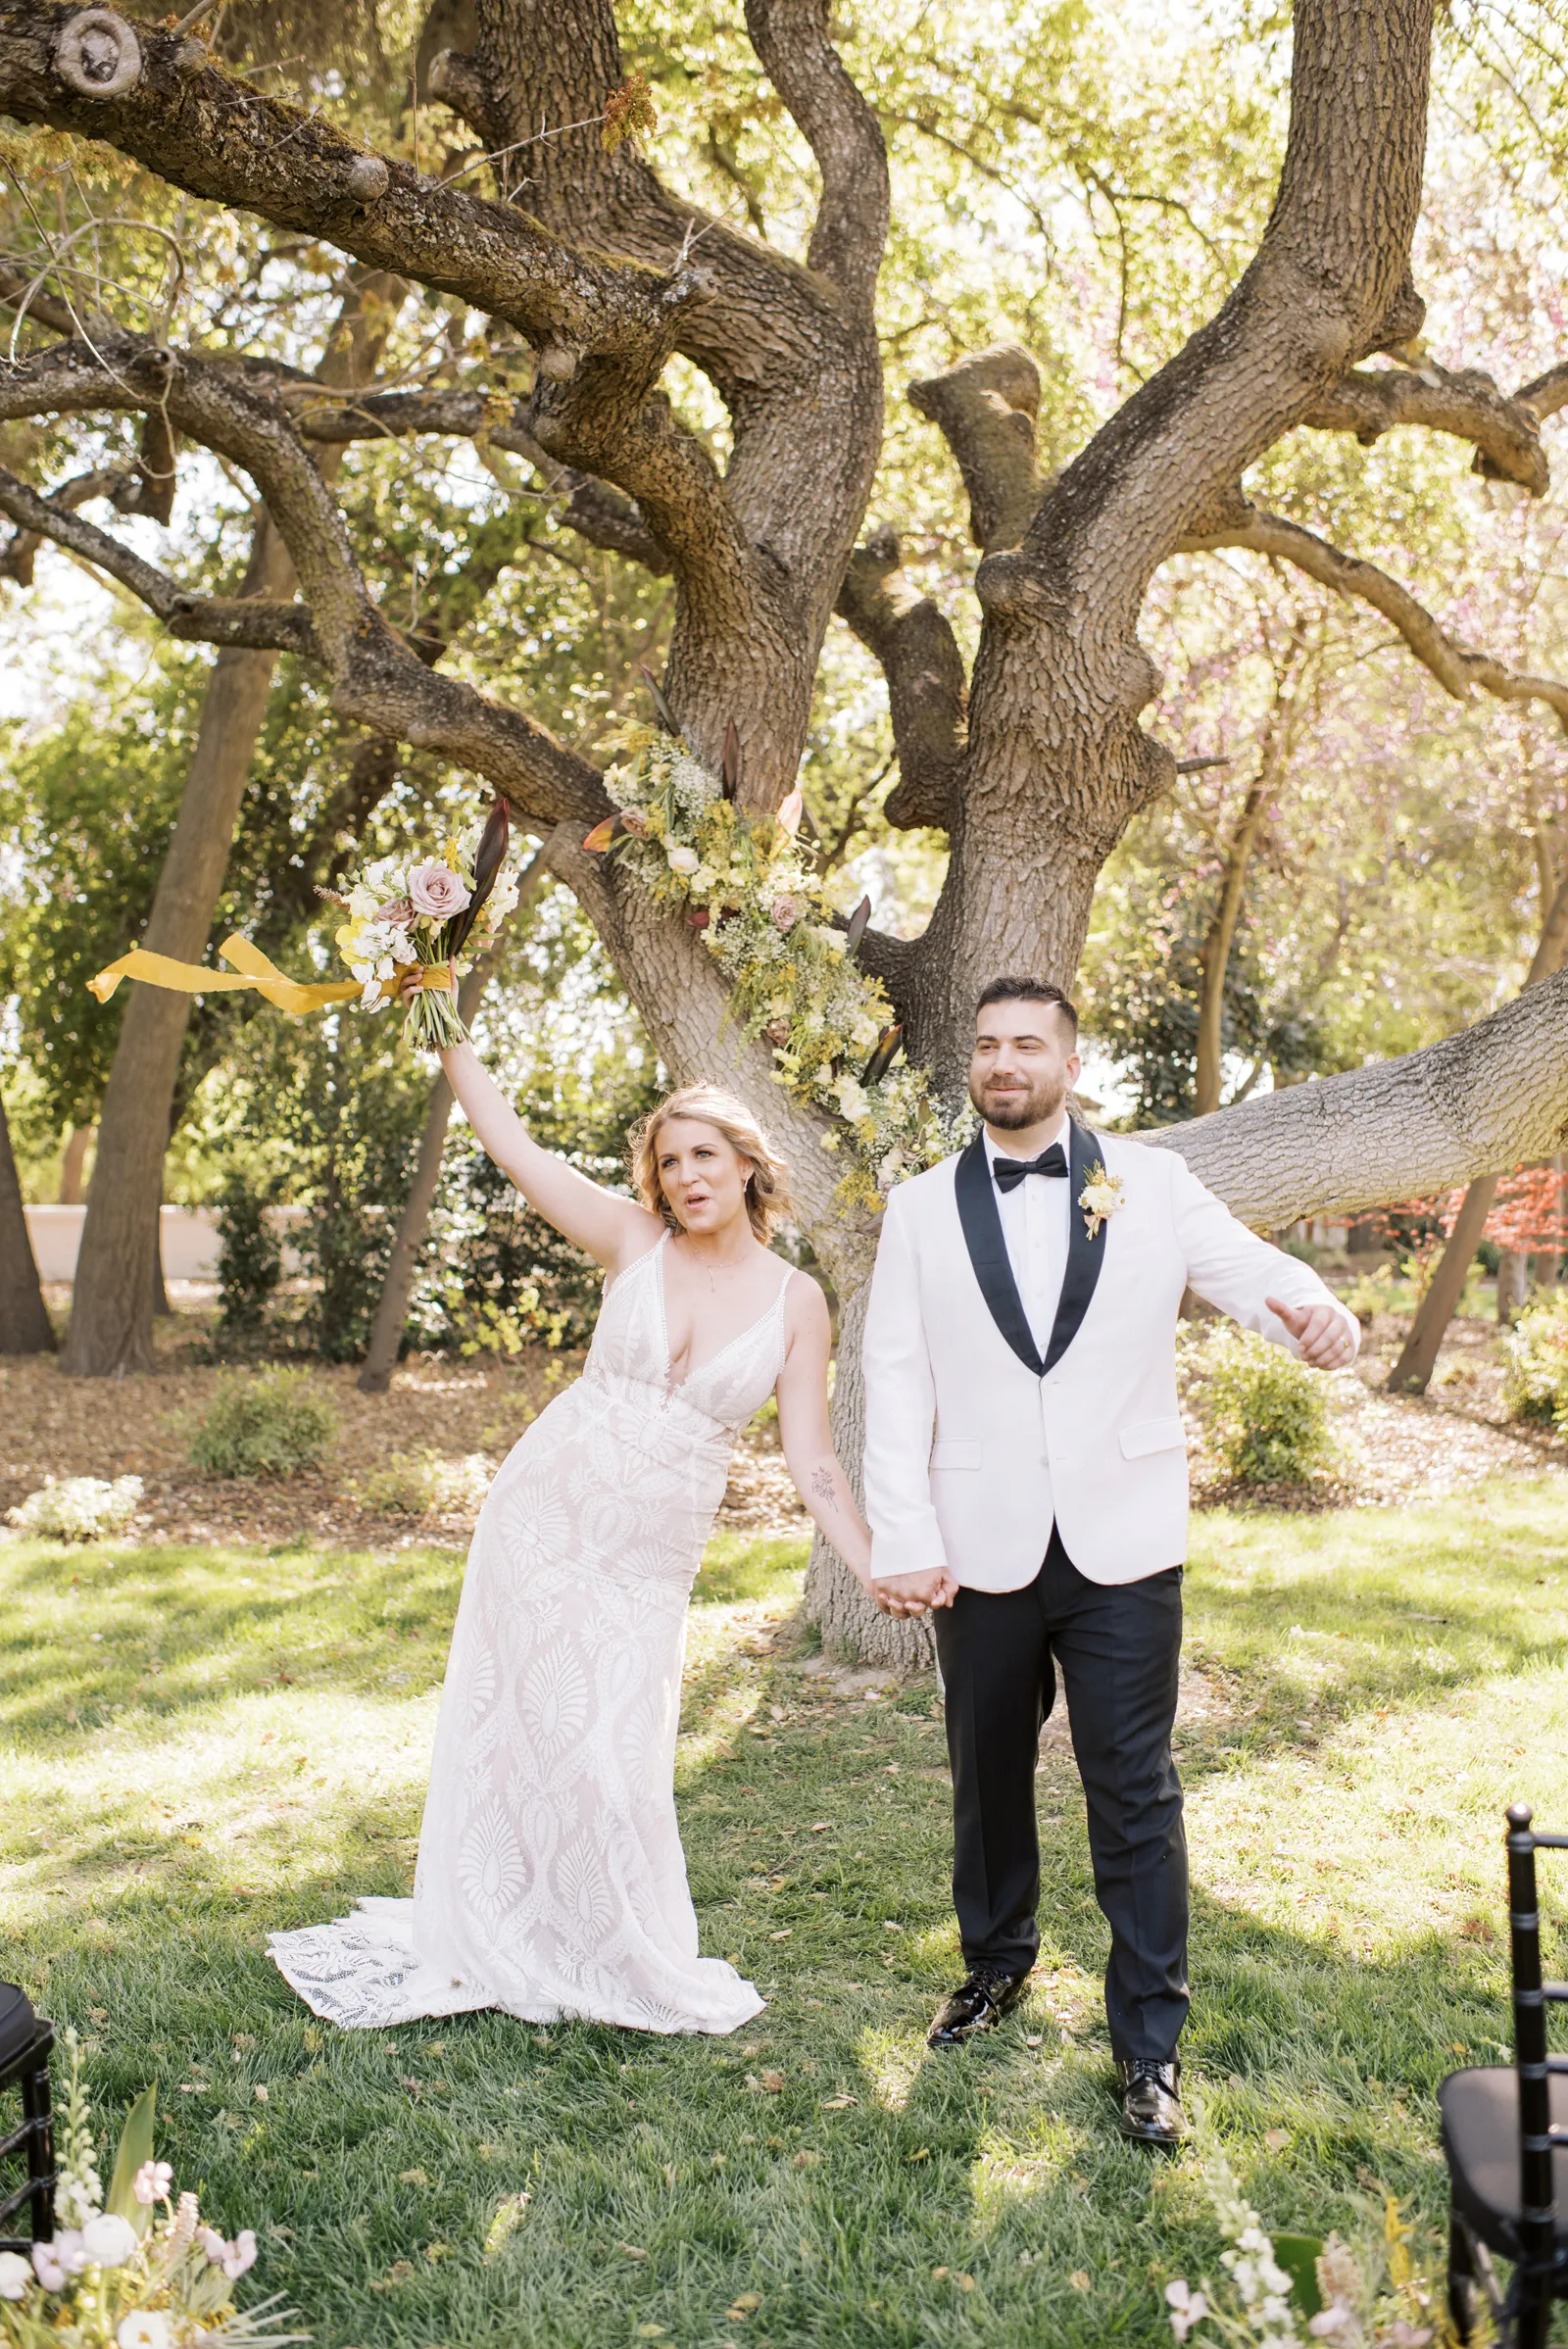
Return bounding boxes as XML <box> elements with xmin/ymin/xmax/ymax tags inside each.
<box><xmin>1043</xmin><ymin>1120</ymin><xmax>1108</xmax><ymax>1374</ymax></box>
<box><xmin>954</xmin><ymin>1132</ymin><xmax>1045</xmax><ymax>1377</ymax></box>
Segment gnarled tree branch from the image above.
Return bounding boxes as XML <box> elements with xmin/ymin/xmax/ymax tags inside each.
<box><xmin>834</xmin><ymin>522</ymin><xmax>966</xmax><ymax>831</ymax></box>
<box><xmin>1150</xmin><ymin>963</ymin><xmax>1568</xmax><ymax>1225</ymax></box>
<box><xmin>908</xmin><ymin>344</ymin><xmax>1045</xmax><ymax>554</ymax></box>
<box><xmin>1187</xmin><ymin>507</ymin><xmax>1568</xmax><ymax>732</ymax></box>
<box><xmin>1299</xmin><ymin>357</ymin><xmax>1551</xmax><ymax>492</ymax></box>
<box><xmin>0</xmin><ymin>4</ymin><xmax>690</xmax><ymax>367</ymax></box>
<box><xmin>0</xmin><ymin>461</ymin><xmax>318</xmax><ymax>649</ymax></box>
<box><xmin>741</xmin><ymin>0</ymin><xmax>889</xmax><ymax>315</ymax></box>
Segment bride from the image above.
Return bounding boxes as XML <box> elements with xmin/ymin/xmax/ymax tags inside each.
<box><xmin>270</xmin><ymin>1019</ymin><xmax>873</xmax><ymax>2035</ymax></box>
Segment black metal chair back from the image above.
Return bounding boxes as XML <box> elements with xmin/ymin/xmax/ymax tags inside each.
<box><xmin>1508</xmin><ymin>1801</ymin><xmax>1568</xmax><ymax>2307</ymax></box>
<box><xmin>0</xmin><ymin>1985</ymin><xmax>54</xmax><ymax>2253</ymax></box>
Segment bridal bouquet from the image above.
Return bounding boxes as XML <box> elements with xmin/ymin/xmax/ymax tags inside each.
<box><xmin>329</xmin><ymin>799</ymin><xmax>515</xmax><ymax>1050</ymax></box>
<box><xmin>0</xmin><ymin>2031</ymin><xmax>302</xmax><ymax>2349</ymax></box>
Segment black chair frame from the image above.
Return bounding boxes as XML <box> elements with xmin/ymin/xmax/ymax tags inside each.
<box><xmin>1449</xmin><ymin>1804</ymin><xmax>1568</xmax><ymax>2349</ymax></box>
<box><xmin>0</xmin><ymin>2015</ymin><xmax>55</xmax><ymax>2254</ymax></box>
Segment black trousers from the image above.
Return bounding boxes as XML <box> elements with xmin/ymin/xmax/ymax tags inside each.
<box><xmin>933</xmin><ymin>1526</ymin><xmax>1189</xmax><ymax>2062</ymax></box>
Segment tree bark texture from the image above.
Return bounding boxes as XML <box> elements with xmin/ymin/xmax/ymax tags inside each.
<box><xmin>57</xmin><ymin>1121</ymin><xmax>92</xmax><ymax>1203</ymax></box>
<box><xmin>59</xmin><ymin>272</ymin><xmax>403</xmax><ymax>1376</ymax></box>
<box><xmin>0</xmin><ymin>1085</ymin><xmax>56</xmax><ymax>1354</ymax></box>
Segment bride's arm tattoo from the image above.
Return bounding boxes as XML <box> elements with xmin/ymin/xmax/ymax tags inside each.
<box><xmin>810</xmin><ymin>1463</ymin><xmax>841</xmax><ymax>1514</ymax></box>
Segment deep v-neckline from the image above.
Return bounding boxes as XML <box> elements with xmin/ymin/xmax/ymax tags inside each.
<box><xmin>651</xmin><ymin>1232</ymin><xmax>790</xmax><ymax>1396</ymax></box>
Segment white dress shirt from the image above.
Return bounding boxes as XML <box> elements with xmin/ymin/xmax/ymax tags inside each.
<box><xmin>989</xmin><ymin>1110</ymin><xmax>1072</xmax><ymax>1359</ymax></box>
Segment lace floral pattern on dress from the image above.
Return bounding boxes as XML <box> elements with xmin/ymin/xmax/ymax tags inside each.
<box><xmin>269</xmin><ymin>1237</ymin><xmax>789</xmax><ymax>2034</ymax></box>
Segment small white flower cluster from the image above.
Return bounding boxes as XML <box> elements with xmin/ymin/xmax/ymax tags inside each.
<box><xmin>598</xmin><ymin>725</ymin><xmax>973</xmax><ymax>1207</ymax></box>
<box><xmin>8</xmin><ymin>1475</ymin><xmax>143</xmax><ymax>1542</ymax></box>
<box><xmin>0</xmin><ymin>2033</ymin><xmax>286</xmax><ymax>2349</ymax></box>
<box><xmin>1162</xmin><ymin>2150</ymin><xmax>1434</xmax><ymax>2349</ymax></box>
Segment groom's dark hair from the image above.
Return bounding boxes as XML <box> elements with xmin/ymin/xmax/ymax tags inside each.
<box><xmin>975</xmin><ymin>975</ymin><xmax>1078</xmax><ymax>1037</ymax></box>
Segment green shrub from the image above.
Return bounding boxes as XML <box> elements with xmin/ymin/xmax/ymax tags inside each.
<box><xmin>1501</xmin><ymin>1293</ymin><xmax>1568</xmax><ymax>1431</ymax></box>
<box><xmin>1185</xmin><ymin>1322</ymin><xmax>1337</xmax><ymax>1487</ymax></box>
<box><xmin>214</xmin><ymin>1174</ymin><xmax>282</xmax><ymax>1337</ymax></box>
<box><xmin>350</xmin><ymin>1448</ymin><xmax>492</xmax><ymax>1516</ymax></box>
<box><xmin>187</xmin><ymin>1369</ymin><xmax>337</xmax><ymax>1478</ymax></box>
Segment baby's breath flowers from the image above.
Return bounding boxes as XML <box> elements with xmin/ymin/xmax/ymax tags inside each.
<box><xmin>589</xmin><ymin>725</ymin><xmax>971</xmax><ymax>1208</ymax></box>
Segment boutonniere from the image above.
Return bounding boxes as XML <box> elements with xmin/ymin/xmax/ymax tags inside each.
<box><xmin>1078</xmin><ymin>1160</ymin><xmax>1124</xmax><ymax>1240</ymax></box>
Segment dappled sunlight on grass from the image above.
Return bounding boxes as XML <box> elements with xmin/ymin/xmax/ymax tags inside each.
<box><xmin>3</xmin><ymin>1489</ymin><xmax>1566</xmax><ymax>2342</ymax></box>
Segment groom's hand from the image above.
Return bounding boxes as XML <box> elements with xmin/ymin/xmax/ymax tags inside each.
<box><xmin>1267</xmin><ymin>1296</ymin><xmax>1356</xmax><ymax>1371</ymax></box>
<box><xmin>872</xmin><ymin>1567</ymin><xmax>956</xmax><ymax>1618</ymax></box>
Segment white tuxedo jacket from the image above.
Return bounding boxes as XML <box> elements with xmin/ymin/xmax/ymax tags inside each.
<box><xmin>861</xmin><ymin>1122</ymin><xmax>1357</xmax><ymax>1590</ymax></box>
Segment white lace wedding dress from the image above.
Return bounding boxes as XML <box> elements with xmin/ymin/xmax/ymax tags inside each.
<box><xmin>269</xmin><ymin>1234</ymin><xmax>789</xmax><ymax>2035</ymax></box>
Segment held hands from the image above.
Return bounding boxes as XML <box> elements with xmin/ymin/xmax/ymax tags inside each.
<box><xmin>871</xmin><ymin>1566</ymin><xmax>958</xmax><ymax>1619</ymax></box>
<box><xmin>1267</xmin><ymin>1295</ymin><xmax>1356</xmax><ymax>1371</ymax></box>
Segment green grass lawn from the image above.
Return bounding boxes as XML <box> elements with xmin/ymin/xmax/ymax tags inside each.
<box><xmin>3</xmin><ymin>1485</ymin><xmax>1568</xmax><ymax>2346</ymax></box>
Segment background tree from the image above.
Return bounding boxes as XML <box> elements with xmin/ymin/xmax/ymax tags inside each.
<box><xmin>2</xmin><ymin>0</ymin><xmax>1567</xmax><ymax>1657</ymax></box>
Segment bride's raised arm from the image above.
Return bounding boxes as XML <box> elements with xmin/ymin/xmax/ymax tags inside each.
<box><xmin>434</xmin><ymin>1036</ymin><xmax>659</xmax><ymax>1274</ymax></box>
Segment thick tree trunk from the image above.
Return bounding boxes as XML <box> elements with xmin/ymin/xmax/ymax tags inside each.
<box><xmin>357</xmin><ymin>840</ymin><xmax>556</xmax><ymax>1394</ymax></box>
<box><xmin>60</xmin><ymin>574</ymin><xmax>289</xmax><ymax>1374</ymax></box>
<box><xmin>1386</xmin><ymin>1176</ymin><xmax>1497</xmax><ymax>1393</ymax></box>
<box><xmin>61</xmin><ymin>275</ymin><xmax>402</xmax><ymax>1376</ymax></box>
<box><xmin>58</xmin><ymin>1122</ymin><xmax>92</xmax><ymax>1203</ymax></box>
<box><xmin>1195</xmin><ymin>775</ymin><xmax>1268</xmax><ymax>1117</ymax></box>
<box><xmin>1496</xmin><ymin>1249</ymin><xmax>1528</xmax><ymax>1323</ymax></box>
<box><xmin>0</xmin><ymin>1086</ymin><xmax>55</xmax><ymax>1355</ymax></box>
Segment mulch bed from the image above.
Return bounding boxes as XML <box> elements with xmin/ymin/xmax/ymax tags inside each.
<box><xmin>2</xmin><ymin>1298</ymin><xmax>1560</xmax><ymax>1551</ymax></box>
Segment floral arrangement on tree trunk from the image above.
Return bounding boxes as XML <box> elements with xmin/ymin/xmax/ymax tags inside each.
<box><xmin>0</xmin><ymin>2031</ymin><xmax>300</xmax><ymax>2349</ymax></box>
<box><xmin>329</xmin><ymin>799</ymin><xmax>516</xmax><ymax>1050</ymax></box>
<box><xmin>586</xmin><ymin>720</ymin><xmax>971</xmax><ymax>1208</ymax></box>
<box><xmin>1163</xmin><ymin>2139</ymin><xmax>1437</xmax><ymax>2347</ymax></box>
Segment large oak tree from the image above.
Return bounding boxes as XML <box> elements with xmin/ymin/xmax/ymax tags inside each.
<box><xmin>2</xmin><ymin>0</ymin><xmax>1567</xmax><ymax>1657</ymax></box>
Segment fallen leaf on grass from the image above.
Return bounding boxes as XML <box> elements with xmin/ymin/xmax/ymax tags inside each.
<box><xmin>617</xmin><ymin>2242</ymin><xmax>649</xmax><ymax>2260</ymax></box>
<box><xmin>1070</xmin><ymin>2270</ymin><xmax>1090</xmax><ymax>2290</ymax></box>
<box><xmin>398</xmin><ymin>2168</ymin><xmax>428</xmax><ymax>2186</ymax></box>
<box><xmin>1263</xmin><ymin>2129</ymin><xmax>1290</xmax><ymax>2152</ymax></box>
<box><xmin>252</xmin><ymin>2084</ymin><xmax>269</xmax><ymax>2102</ymax></box>
<box><xmin>768</xmin><ymin>1929</ymin><xmax>792</xmax><ymax>1941</ymax></box>
<box><xmin>956</xmin><ymin>2274</ymin><xmax>976</xmax><ymax>2291</ymax></box>
<box><xmin>482</xmin><ymin>2194</ymin><xmax>530</xmax><ymax>2257</ymax></box>
<box><xmin>906</xmin><ymin>2147</ymin><xmax>929</xmax><ymax>2163</ymax></box>
<box><xmin>820</xmin><ymin>2093</ymin><xmax>858</xmax><ymax>2110</ymax></box>
<box><xmin>790</xmin><ymin>2150</ymin><xmax>820</xmax><ymax>2169</ymax></box>
<box><xmin>760</xmin><ymin>2069</ymin><xmax>785</xmax><ymax>2092</ymax></box>
<box><xmin>931</xmin><ymin>2266</ymin><xmax>949</xmax><ymax>2280</ymax></box>
<box><xmin>368</xmin><ymin>2260</ymin><xmax>415</xmax><ymax>2292</ymax></box>
<box><xmin>1023</xmin><ymin>2033</ymin><xmax>1043</xmax><ymax>2048</ymax></box>
<box><xmin>809</xmin><ymin>1822</ymin><xmax>831</xmax><ymax>1833</ymax></box>
<box><xmin>636</xmin><ymin>2326</ymin><xmax>666</xmax><ymax>2339</ymax></box>
<box><xmin>725</xmin><ymin>2291</ymin><xmax>761</xmax><ymax>2318</ymax></box>
<box><xmin>423</xmin><ymin>2240</ymin><xmax>450</xmax><ymax>2263</ymax></box>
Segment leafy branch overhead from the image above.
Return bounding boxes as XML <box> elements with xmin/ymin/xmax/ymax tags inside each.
<box><xmin>0</xmin><ymin>0</ymin><xmax>1565</xmax><ymax>1272</ymax></box>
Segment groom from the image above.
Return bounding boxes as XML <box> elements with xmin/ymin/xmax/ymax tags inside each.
<box><xmin>860</xmin><ymin>977</ymin><xmax>1357</xmax><ymax>2144</ymax></box>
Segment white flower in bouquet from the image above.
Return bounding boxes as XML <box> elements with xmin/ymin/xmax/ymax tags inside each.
<box><xmin>836</xmin><ymin>1076</ymin><xmax>870</xmax><ymax>1124</ymax></box>
<box><xmin>0</xmin><ymin>2254</ymin><xmax>29</xmax><ymax>2300</ymax></box>
<box><xmin>117</xmin><ymin>2315</ymin><xmax>171</xmax><ymax>2349</ymax></box>
<box><xmin>666</xmin><ymin>843</ymin><xmax>701</xmax><ymax>877</ymax></box>
<box><xmin>669</xmin><ymin>751</ymin><xmax>716</xmax><ymax>810</ymax></box>
<box><xmin>80</xmin><ymin>2212</ymin><xmax>137</xmax><ymax>2269</ymax></box>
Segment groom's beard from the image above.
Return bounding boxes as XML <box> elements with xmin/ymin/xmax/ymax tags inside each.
<box><xmin>968</xmin><ymin>1070</ymin><xmax>1068</xmax><ymax>1131</ymax></box>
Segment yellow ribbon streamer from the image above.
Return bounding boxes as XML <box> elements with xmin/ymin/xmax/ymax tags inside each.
<box><xmin>86</xmin><ymin>934</ymin><xmax>450</xmax><ymax>1013</ymax></box>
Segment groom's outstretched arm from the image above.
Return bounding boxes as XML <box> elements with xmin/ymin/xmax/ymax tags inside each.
<box><xmin>1169</xmin><ymin>1151</ymin><xmax>1359</xmax><ymax>1370</ymax></box>
<box><xmin>861</xmin><ymin>1194</ymin><xmax>954</xmax><ymax>1599</ymax></box>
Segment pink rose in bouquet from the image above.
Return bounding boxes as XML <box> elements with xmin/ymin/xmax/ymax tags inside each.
<box><xmin>374</xmin><ymin>896</ymin><xmax>416</xmax><ymax>930</ymax></box>
<box><xmin>771</xmin><ymin>894</ymin><xmax>804</xmax><ymax>932</ymax></box>
<box><xmin>408</xmin><ymin>861</ymin><xmax>471</xmax><ymax>919</ymax></box>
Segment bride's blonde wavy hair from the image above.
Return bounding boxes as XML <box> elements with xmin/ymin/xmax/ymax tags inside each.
<box><xmin>630</xmin><ymin>1085</ymin><xmax>790</xmax><ymax>1244</ymax></box>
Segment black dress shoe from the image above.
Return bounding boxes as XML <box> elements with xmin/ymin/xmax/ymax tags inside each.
<box><xmin>927</xmin><ymin>1965</ymin><xmax>1031</xmax><ymax>2048</ymax></box>
<box><xmin>1118</xmin><ymin>2058</ymin><xmax>1186</xmax><ymax>2145</ymax></box>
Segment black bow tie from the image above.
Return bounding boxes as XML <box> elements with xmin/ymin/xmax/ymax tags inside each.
<box><xmin>993</xmin><ymin>1143</ymin><xmax>1068</xmax><ymax>1192</ymax></box>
